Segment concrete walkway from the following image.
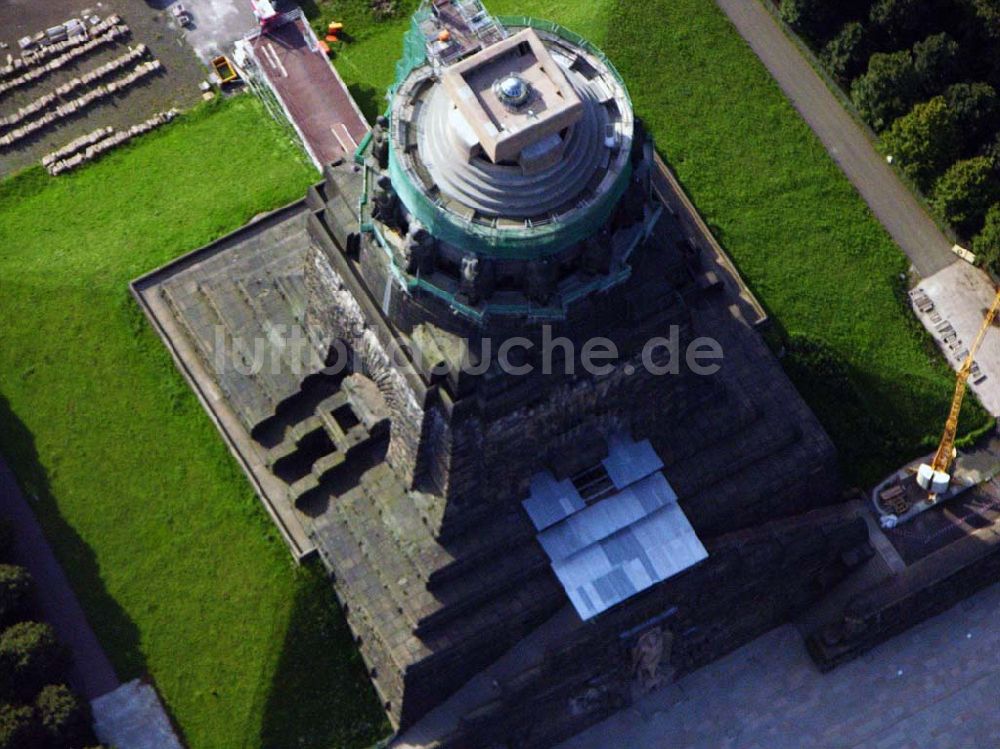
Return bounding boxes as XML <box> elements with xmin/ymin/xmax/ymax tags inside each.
<box><xmin>717</xmin><ymin>0</ymin><xmax>956</xmax><ymax>278</ymax></box>
<box><xmin>560</xmin><ymin>578</ymin><xmax>1000</xmax><ymax>749</ymax></box>
<box><xmin>92</xmin><ymin>679</ymin><xmax>184</xmax><ymax>749</ymax></box>
<box><xmin>913</xmin><ymin>262</ymin><xmax>1000</xmax><ymax>417</ymax></box>
<box><xmin>0</xmin><ymin>458</ymin><xmax>119</xmax><ymax>700</ymax></box>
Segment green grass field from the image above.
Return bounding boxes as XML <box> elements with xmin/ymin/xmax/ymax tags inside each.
<box><xmin>0</xmin><ymin>1</ymin><xmax>993</xmax><ymax>748</ymax></box>
<box><xmin>0</xmin><ymin>96</ymin><xmax>388</xmax><ymax>748</ymax></box>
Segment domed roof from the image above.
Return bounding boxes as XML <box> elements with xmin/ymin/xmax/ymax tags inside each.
<box><xmin>495</xmin><ymin>74</ymin><xmax>530</xmax><ymax>107</ymax></box>
<box><xmin>387</xmin><ymin>23</ymin><xmax>635</xmax><ymax>258</ymax></box>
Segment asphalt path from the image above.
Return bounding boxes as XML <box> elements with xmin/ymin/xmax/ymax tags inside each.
<box><xmin>717</xmin><ymin>0</ymin><xmax>957</xmax><ymax>278</ymax></box>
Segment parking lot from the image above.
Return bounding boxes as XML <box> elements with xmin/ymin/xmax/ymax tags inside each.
<box><xmin>0</xmin><ymin>0</ymin><xmax>205</xmax><ymax>177</ymax></box>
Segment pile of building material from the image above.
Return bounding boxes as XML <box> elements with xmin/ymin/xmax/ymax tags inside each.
<box><xmin>41</xmin><ymin>125</ymin><xmax>113</xmax><ymax>168</ymax></box>
<box><xmin>2</xmin><ymin>15</ymin><xmax>120</xmax><ymax>78</ymax></box>
<box><xmin>44</xmin><ymin>109</ymin><xmax>179</xmax><ymax>175</ymax></box>
<box><xmin>16</xmin><ymin>18</ymin><xmax>89</xmax><ymax>55</ymax></box>
<box><xmin>0</xmin><ymin>46</ymin><xmax>148</xmax><ymax>130</ymax></box>
<box><xmin>0</xmin><ymin>92</ymin><xmax>58</xmax><ymax>129</ymax></box>
<box><xmin>0</xmin><ymin>20</ymin><xmax>130</xmax><ymax>96</ymax></box>
<box><xmin>0</xmin><ymin>60</ymin><xmax>161</xmax><ymax>150</ymax></box>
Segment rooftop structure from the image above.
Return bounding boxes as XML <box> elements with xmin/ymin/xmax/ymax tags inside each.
<box><xmin>524</xmin><ymin>434</ymin><xmax>708</xmax><ymax>621</ymax></box>
<box><xmin>440</xmin><ymin>28</ymin><xmax>585</xmax><ymax>165</ymax></box>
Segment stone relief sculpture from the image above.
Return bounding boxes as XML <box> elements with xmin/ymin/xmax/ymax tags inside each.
<box><xmin>631</xmin><ymin>626</ymin><xmax>673</xmax><ymax>695</ymax></box>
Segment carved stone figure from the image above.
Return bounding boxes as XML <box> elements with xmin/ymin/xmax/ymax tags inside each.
<box><xmin>372</xmin><ymin>114</ymin><xmax>390</xmax><ymax>170</ymax></box>
<box><xmin>631</xmin><ymin>627</ymin><xmax>673</xmax><ymax>695</ymax></box>
<box><xmin>459</xmin><ymin>255</ymin><xmax>480</xmax><ymax>303</ymax></box>
<box><xmin>526</xmin><ymin>258</ymin><xmax>557</xmax><ymax>304</ymax></box>
<box><xmin>581</xmin><ymin>233</ymin><xmax>612</xmax><ymax>275</ymax></box>
<box><xmin>400</xmin><ymin>221</ymin><xmax>435</xmax><ymax>275</ymax></box>
<box><xmin>372</xmin><ymin>174</ymin><xmax>403</xmax><ymax>232</ymax></box>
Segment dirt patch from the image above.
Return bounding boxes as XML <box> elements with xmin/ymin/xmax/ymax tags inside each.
<box><xmin>0</xmin><ymin>0</ymin><xmax>207</xmax><ymax>177</ymax></box>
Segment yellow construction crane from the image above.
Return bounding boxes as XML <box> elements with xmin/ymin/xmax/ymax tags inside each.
<box><xmin>917</xmin><ymin>286</ymin><xmax>1000</xmax><ymax>498</ymax></box>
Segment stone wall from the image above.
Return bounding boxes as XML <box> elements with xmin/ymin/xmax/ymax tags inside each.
<box><xmin>446</xmin><ymin>507</ymin><xmax>870</xmax><ymax>749</ymax></box>
<box><xmin>305</xmin><ymin>241</ymin><xmax>431</xmax><ymax>489</ymax></box>
<box><xmin>808</xmin><ymin>521</ymin><xmax>1000</xmax><ymax>669</ymax></box>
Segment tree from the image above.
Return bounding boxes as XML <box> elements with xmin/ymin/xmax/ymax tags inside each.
<box><xmin>34</xmin><ymin>685</ymin><xmax>92</xmax><ymax>749</ymax></box>
<box><xmin>913</xmin><ymin>33</ymin><xmax>960</xmax><ymax>94</ymax></box>
<box><xmin>882</xmin><ymin>97</ymin><xmax>962</xmax><ymax>189</ymax></box>
<box><xmin>974</xmin><ymin>203</ymin><xmax>1000</xmax><ymax>272</ymax></box>
<box><xmin>852</xmin><ymin>50</ymin><xmax>921</xmax><ymax>130</ymax></box>
<box><xmin>0</xmin><ymin>703</ymin><xmax>41</xmax><ymax>749</ymax></box>
<box><xmin>983</xmin><ymin>131</ymin><xmax>1000</xmax><ymax>169</ymax></box>
<box><xmin>781</xmin><ymin>0</ymin><xmax>837</xmax><ymax>43</ymax></box>
<box><xmin>932</xmin><ymin>156</ymin><xmax>1000</xmax><ymax>234</ymax></box>
<box><xmin>0</xmin><ymin>623</ymin><xmax>66</xmax><ymax>701</ymax></box>
<box><xmin>946</xmin><ymin>82</ymin><xmax>1000</xmax><ymax>154</ymax></box>
<box><xmin>782</xmin><ymin>0</ymin><xmax>873</xmax><ymax>43</ymax></box>
<box><xmin>0</xmin><ymin>521</ymin><xmax>11</xmax><ymax>562</ymax></box>
<box><xmin>823</xmin><ymin>22</ymin><xmax>870</xmax><ymax>81</ymax></box>
<box><xmin>869</xmin><ymin>0</ymin><xmax>935</xmax><ymax>45</ymax></box>
<box><xmin>964</xmin><ymin>0</ymin><xmax>1000</xmax><ymax>37</ymax></box>
<box><xmin>0</xmin><ymin>566</ymin><xmax>31</xmax><ymax>626</ymax></box>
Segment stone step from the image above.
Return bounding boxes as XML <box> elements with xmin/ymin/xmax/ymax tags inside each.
<box><xmin>308</xmin><ymin>512</ymin><xmax>410</xmax><ymax>719</ymax></box>
<box><xmin>293</xmin><ymin>432</ymin><xmax>389</xmax><ymax>509</ymax></box>
<box><xmin>270</xmin><ymin>418</ymin><xmax>334</xmax><ymax>484</ymax></box>
<box><xmin>162</xmin><ymin>281</ymin><xmax>276</xmax><ymax>431</ymax></box>
<box><xmin>253</xmin><ymin>371</ymin><xmax>347</xmax><ymax>446</ymax></box>
<box><xmin>198</xmin><ymin>278</ymin><xmax>288</xmax><ymax>408</ymax></box>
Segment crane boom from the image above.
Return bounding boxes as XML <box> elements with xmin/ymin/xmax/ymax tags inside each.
<box><xmin>928</xmin><ymin>286</ymin><xmax>1000</xmax><ymax>478</ymax></box>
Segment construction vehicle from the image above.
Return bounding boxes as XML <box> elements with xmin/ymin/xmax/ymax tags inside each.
<box><xmin>171</xmin><ymin>4</ymin><xmax>193</xmax><ymax>27</ymax></box>
<box><xmin>916</xmin><ymin>285</ymin><xmax>1000</xmax><ymax>498</ymax></box>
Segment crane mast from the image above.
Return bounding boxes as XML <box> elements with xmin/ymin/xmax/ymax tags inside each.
<box><xmin>919</xmin><ymin>286</ymin><xmax>1000</xmax><ymax>498</ymax></box>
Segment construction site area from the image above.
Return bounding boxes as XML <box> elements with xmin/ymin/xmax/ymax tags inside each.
<box><xmin>0</xmin><ymin>0</ymin><xmax>206</xmax><ymax>177</ymax></box>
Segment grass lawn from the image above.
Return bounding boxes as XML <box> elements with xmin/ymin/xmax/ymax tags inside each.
<box><xmin>0</xmin><ymin>95</ymin><xmax>388</xmax><ymax>748</ymax></box>
<box><xmin>312</xmin><ymin>0</ymin><xmax>990</xmax><ymax>485</ymax></box>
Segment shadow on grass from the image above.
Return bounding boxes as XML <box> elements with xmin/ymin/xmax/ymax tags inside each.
<box><xmin>0</xmin><ymin>393</ymin><xmax>195</xmax><ymax>746</ymax></box>
<box><xmin>259</xmin><ymin>562</ymin><xmax>390</xmax><ymax>749</ymax></box>
<box><xmin>0</xmin><ymin>392</ymin><xmax>149</xmax><ymax>680</ymax></box>
<box><xmin>348</xmin><ymin>82</ymin><xmax>385</xmax><ymax>124</ymax></box>
<box><xmin>779</xmin><ymin>334</ymin><xmax>979</xmax><ymax>488</ymax></box>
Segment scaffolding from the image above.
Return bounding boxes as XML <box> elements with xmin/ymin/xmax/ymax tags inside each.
<box><xmin>366</xmin><ymin>9</ymin><xmax>637</xmax><ymax>261</ymax></box>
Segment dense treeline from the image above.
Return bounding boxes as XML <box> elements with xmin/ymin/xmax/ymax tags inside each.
<box><xmin>0</xmin><ymin>519</ymin><xmax>106</xmax><ymax>749</ymax></box>
<box><xmin>780</xmin><ymin>0</ymin><xmax>1000</xmax><ymax>271</ymax></box>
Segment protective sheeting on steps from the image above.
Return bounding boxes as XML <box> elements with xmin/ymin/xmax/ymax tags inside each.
<box><xmin>524</xmin><ymin>433</ymin><xmax>707</xmax><ymax>620</ymax></box>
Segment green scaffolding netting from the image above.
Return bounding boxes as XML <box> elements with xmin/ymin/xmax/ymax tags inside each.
<box><xmin>361</xmin><ymin>9</ymin><xmax>635</xmax><ymax>259</ymax></box>
<box><xmin>394</xmin><ymin>7</ymin><xmax>431</xmax><ymax>95</ymax></box>
<box><xmin>388</xmin><ymin>145</ymin><xmax>633</xmax><ymax>259</ymax></box>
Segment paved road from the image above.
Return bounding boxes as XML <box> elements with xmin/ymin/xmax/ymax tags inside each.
<box><xmin>0</xmin><ymin>458</ymin><xmax>119</xmax><ymax>700</ymax></box>
<box><xmin>561</xmin><ymin>579</ymin><xmax>1000</xmax><ymax>749</ymax></box>
<box><xmin>716</xmin><ymin>0</ymin><xmax>956</xmax><ymax>278</ymax></box>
